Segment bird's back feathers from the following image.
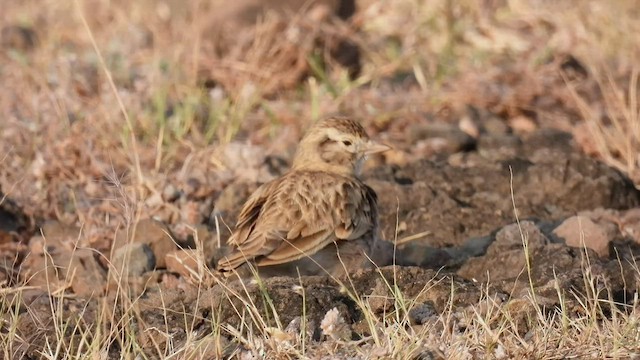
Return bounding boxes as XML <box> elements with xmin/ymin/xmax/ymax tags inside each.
<box><xmin>217</xmin><ymin>170</ymin><xmax>378</xmax><ymax>272</ymax></box>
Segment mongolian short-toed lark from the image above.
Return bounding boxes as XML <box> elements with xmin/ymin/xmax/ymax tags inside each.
<box><xmin>217</xmin><ymin>116</ymin><xmax>390</xmax><ymax>277</ymax></box>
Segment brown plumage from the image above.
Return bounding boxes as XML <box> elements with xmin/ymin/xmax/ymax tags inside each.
<box><xmin>217</xmin><ymin>116</ymin><xmax>390</xmax><ymax>277</ymax></box>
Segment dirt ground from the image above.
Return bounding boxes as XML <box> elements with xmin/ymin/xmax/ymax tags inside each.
<box><xmin>2</xmin><ymin>0</ymin><xmax>640</xmax><ymax>359</ymax></box>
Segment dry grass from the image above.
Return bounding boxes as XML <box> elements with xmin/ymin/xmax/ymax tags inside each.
<box><xmin>1</xmin><ymin>0</ymin><xmax>640</xmax><ymax>358</ymax></box>
<box><xmin>3</xmin><ymin>254</ymin><xmax>640</xmax><ymax>359</ymax></box>
<box><xmin>567</xmin><ymin>67</ymin><xmax>640</xmax><ymax>184</ymax></box>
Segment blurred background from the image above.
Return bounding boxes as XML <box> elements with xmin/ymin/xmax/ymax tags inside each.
<box><xmin>1</xmin><ymin>0</ymin><xmax>639</xmax><ymax>245</ymax></box>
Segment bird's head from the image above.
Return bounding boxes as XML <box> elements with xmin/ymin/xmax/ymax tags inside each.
<box><xmin>292</xmin><ymin>116</ymin><xmax>390</xmax><ymax>176</ymax></box>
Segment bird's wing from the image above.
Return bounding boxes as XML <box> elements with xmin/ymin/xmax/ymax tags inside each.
<box><xmin>217</xmin><ymin>178</ymin><xmax>282</xmax><ymax>271</ymax></box>
<box><xmin>257</xmin><ymin>177</ymin><xmax>379</xmax><ymax>267</ymax></box>
<box><xmin>217</xmin><ymin>173</ymin><xmax>378</xmax><ymax>270</ymax></box>
<box><xmin>227</xmin><ymin>180</ymin><xmax>279</xmax><ymax>246</ymax></box>
<box><xmin>225</xmin><ymin>179</ymin><xmax>280</xmax><ymax>247</ymax></box>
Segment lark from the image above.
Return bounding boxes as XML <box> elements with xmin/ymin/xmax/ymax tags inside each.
<box><xmin>217</xmin><ymin>116</ymin><xmax>390</xmax><ymax>277</ymax></box>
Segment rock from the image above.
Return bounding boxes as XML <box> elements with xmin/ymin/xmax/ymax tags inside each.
<box><xmin>144</xmin><ymin>192</ymin><xmax>164</xmax><ymax>208</ymax></box>
<box><xmin>457</xmin><ymin>221</ymin><xmax>549</xmax><ymax>282</ymax></box>
<box><xmin>218</xmin><ymin>142</ymin><xmax>270</xmax><ymax>182</ymax></box>
<box><xmin>483</xmin><ymin>116</ymin><xmax>510</xmax><ymax>135</ymax></box>
<box><xmin>183</xmin><ymin>177</ymin><xmax>202</xmax><ymax>198</ymax></box>
<box><xmin>414</xmin><ymin>349</ymin><xmax>446</xmax><ymax>360</ymax></box>
<box><xmin>553</xmin><ymin>215</ymin><xmax>617</xmax><ymax>257</ymax></box>
<box><xmin>408</xmin><ymin>122</ymin><xmax>476</xmax><ymax>155</ymax></box>
<box><xmin>477</xmin><ymin>134</ymin><xmax>521</xmax><ymax>155</ymax></box>
<box><xmin>0</xmin><ymin>191</ymin><xmax>33</xmax><ymax>244</ymax></box>
<box><xmin>22</xmin><ymin>244</ymin><xmax>106</xmax><ymax>297</ymax></box>
<box><xmin>408</xmin><ymin>301</ymin><xmax>438</xmax><ymax>325</ymax></box>
<box><xmin>508</xmin><ymin>115</ymin><xmax>536</xmax><ymax>134</ymax></box>
<box><xmin>172</xmin><ymin>224</ymin><xmax>219</xmax><ymax>263</ymax></box>
<box><xmin>180</xmin><ymin>200</ymin><xmax>203</xmax><ymax>225</ymax></box>
<box><xmin>36</xmin><ymin>221</ymin><xmax>81</xmax><ymax>250</ymax></box>
<box><xmin>112</xmin><ymin>219</ymin><xmax>175</xmax><ymax>268</ymax></box>
<box><xmin>285</xmin><ymin>316</ymin><xmax>320</xmax><ymax>342</ymax></box>
<box><xmin>178</xmin><ymin>335</ymin><xmax>234</xmax><ymax>359</ymax></box>
<box><xmin>165</xmin><ymin>249</ymin><xmax>203</xmax><ymax>279</ymax></box>
<box><xmin>523</xmin><ymin>244</ymin><xmax>614</xmax><ymax>302</ymax></box>
<box><xmin>459</xmin><ymin>116</ymin><xmax>480</xmax><ymax>138</ymax></box>
<box><xmin>111</xmin><ymin>243</ymin><xmax>155</xmax><ymax>277</ymax></box>
<box><xmin>162</xmin><ymin>184</ymin><xmax>180</xmax><ymax>202</ymax></box>
<box><xmin>620</xmin><ymin>208</ymin><xmax>640</xmax><ymax>243</ymax></box>
<box><xmin>320</xmin><ymin>307</ymin><xmax>352</xmax><ymax>341</ymax></box>
<box><xmin>522</xmin><ymin>128</ymin><xmax>575</xmax><ymax>153</ymax></box>
<box><xmin>395</xmin><ymin>243</ymin><xmax>453</xmax><ymax>269</ymax></box>
<box><xmin>491</xmin><ymin>221</ymin><xmax>549</xmax><ymax>254</ymax></box>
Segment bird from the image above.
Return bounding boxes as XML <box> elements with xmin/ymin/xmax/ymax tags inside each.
<box><xmin>216</xmin><ymin>116</ymin><xmax>391</xmax><ymax>278</ymax></box>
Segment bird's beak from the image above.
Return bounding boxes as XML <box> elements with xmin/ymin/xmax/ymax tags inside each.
<box><xmin>363</xmin><ymin>141</ymin><xmax>392</xmax><ymax>155</ymax></box>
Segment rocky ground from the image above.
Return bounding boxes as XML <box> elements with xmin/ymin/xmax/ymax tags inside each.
<box><xmin>2</xmin><ymin>0</ymin><xmax>640</xmax><ymax>359</ymax></box>
<box><xmin>4</xmin><ymin>130</ymin><xmax>640</xmax><ymax>358</ymax></box>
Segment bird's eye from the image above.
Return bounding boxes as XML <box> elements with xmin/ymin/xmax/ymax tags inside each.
<box><xmin>342</xmin><ymin>140</ymin><xmax>352</xmax><ymax>146</ymax></box>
